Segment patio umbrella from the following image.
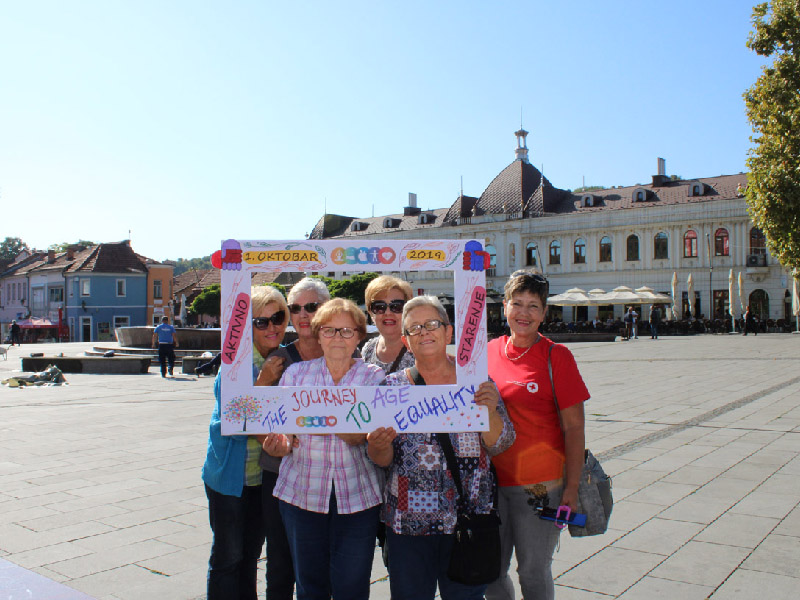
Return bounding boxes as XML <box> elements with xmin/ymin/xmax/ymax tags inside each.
<box><xmin>687</xmin><ymin>274</ymin><xmax>695</xmax><ymax>318</ymax></box>
<box><xmin>793</xmin><ymin>273</ymin><xmax>800</xmax><ymax>332</ymax></box>
<box><xmin>599</xmin><ymin>286</ymin><xmax>647</xmax><ymax>305</ymax></box>
<box><xmin>738</xmin><ymin>272</ymin><xmax>746</xmax><ymax>315</ymax></box>
<box><xmin>635</xmin><ymin>287</ymin><xmax>672</xmax><ymax>320</ymax></box>
<box><xmin>546</xmin><ymin>288</ymin><xmax>592</xmax><ymax>306</ymax></box>
<box><xmin>671</xmin><ymin>272</ymin><xmax>679</xmax><ymax>320</ymax></box>
<box><xmin>728</xmin><ymin>269</ymin><xmax>735</xmax><ymax>322</ymax></box>
<box><xmin>587</xmin><ymin>289</ymin><xmax>606</xmax><ymax>305</ymax></box>
<box><xmin>180</xmin><ymin>294</ymin><xmax>188</xmax><ymax>326</ymax></box>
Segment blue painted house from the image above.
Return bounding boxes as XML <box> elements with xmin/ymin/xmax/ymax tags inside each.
<box><xmin>64</xmin><ymin>241</ymin><xmax>149</xmax><ymax>342</ymax></box>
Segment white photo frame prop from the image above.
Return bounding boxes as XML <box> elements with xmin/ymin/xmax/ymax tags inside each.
<box><xmin>218</xmin><ymin>239</ymin><xmax>490</xmax><ymax>435</ymax></box>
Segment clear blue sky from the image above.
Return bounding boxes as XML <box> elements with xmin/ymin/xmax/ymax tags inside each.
<box><xmin>1</xmin><ymin>0</ymin><xmax>766</xmax><ymax>261</ymax></box>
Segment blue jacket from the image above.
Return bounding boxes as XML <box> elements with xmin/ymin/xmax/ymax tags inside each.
<box><xmin>201</xmin><ymin>374</ymin><xmax>248</xmax><ymax>497</ymax></box>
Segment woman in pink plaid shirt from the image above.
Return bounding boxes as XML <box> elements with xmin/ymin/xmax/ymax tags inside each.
<box><xmin>262</xmin><ymin>298</ymin><xmax>385</xmax><ymax>600</ymax></box>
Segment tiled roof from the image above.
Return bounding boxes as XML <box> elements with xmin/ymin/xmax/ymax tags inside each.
<box><xmin>565</xmin><ymin>173</ymin><xmax>749</xmax><ymax>213</ymax></box>
<box><xmin>65</xmin><ymin>242</ymin><xmax>148</xmax><ymax>274</ymax></box>
<box><xmin>174</xmin><ymin>268</ymin><xmax>280</xmax><ymax>301</ymax></box>
<box><xmin>1</xmin><ymin>252</ymin><xmax>47</xmax><ymax>277</ymax></box>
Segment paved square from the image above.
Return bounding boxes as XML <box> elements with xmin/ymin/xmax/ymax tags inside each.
<box><xmin>1</xmin><ymin>334</ymin><xmax>798</xmax><ymax>599</ymax></box>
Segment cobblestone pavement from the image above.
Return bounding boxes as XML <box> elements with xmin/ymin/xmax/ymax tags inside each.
<box><xmin>1</xmin><ymin>334</ymin><xmax>798</xmax><ymax>599</ymax></box>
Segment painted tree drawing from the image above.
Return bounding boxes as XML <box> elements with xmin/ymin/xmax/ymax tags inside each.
<box><xmin>223</xmin><ymin>395</ymin><xmax>263</xmax><ymax>432</ymax></box>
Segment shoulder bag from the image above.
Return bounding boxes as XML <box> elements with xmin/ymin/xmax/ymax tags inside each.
<box><xmin>547</xmin><ymin>345</ymin><xmax>613</xmax><ymax>537</ymax></box>
<box><xmin>410</xmin><ymin>365</ymin><xmax>502</xmax><ymax>585</ymax></box>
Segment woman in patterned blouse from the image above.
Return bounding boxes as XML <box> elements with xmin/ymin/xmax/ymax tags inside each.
<box><xmin>262</xmin><ymin>298</ymin><xmax>385</xmax><ymax>600</ymax></box>
<box><xmin>367</xmin><ymin>295</ymin><xmax>515</xmax><ymax>600</ymax></box>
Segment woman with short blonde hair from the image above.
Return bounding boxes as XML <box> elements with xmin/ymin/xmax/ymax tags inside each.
<box><xmin>362</xmin><ymin>275</ymin><xmax>415</xmax><ymax>375</ymax></box>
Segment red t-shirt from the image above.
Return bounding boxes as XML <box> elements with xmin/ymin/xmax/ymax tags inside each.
<box><xmin>488</xmin><ymin>335</ymin><xmax>590</xmax><ymax>486</ymax></box>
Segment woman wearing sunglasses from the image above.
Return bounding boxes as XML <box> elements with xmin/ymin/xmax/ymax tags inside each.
<box><xmin>366</xmin><ymin>296</ymin><xmax>515</xmax><ymax>600</ymax></box>
<box><xmin>262</xmin><ymin>298</ymin><xmax>386</xmax><ymax>600</ymax></box>
<box><xmin>202</xmin><ymin>285</ymin><xmax>290</xmax><ymax>600</ymax></box>
<box><xmin>485</xmin><ymin>271</ymin><xmax>590</xmax><ymax>600</ymax></box>
<box><xmin>362</xmin><ymin>275</ymin><xmax>416</xmax><ymax>375</ymax></box>
<box><xmin>283</xmin><ymin>278</ymin><xmax>331</xmax><ymax>363</ymax></box>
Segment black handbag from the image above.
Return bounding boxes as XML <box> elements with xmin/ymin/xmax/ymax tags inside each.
<box><xmin>547</xmin><ymin>345</ymin><xmax>613</xmax><ymax>537</ymax></box>
<box><xmin>435</xmin><ymin>432</ymin><xmax>502</xmax><ymax>586</ymax></box>
<box><xmin>408</xmin><ymin>366</ymin><xmax>502</xmax><ymax>585</ymax></box>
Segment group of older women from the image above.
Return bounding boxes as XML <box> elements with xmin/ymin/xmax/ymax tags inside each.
<box><xmin>202</xmin><ymin>270</ymin><xmax>591</xmax><ymax>600</ymax></box>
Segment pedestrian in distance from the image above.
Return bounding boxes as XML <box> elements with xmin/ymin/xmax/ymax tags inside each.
<box><xmin>152</xmin><ymin>316</ymin><xmax>179</xmax><ymax>377</ymax></box>
<box><xmin>649</xmin><ymin>306</ymin><xmax>661</xmax><ymax>340</ymax></box>
<box><xmin>10</xmin><ymin>320</ymin><xmax>21</xmax><ymax>346</ymax></box>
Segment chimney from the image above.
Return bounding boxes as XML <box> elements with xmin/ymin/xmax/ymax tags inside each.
<box><xmin>403</xmin><ymin>192</ymin><xmax>421</xmax><ymax>216</ymax></box>
<box><xmin>47</xmin><ymin>249</ymin><xmax>56</xmax><ymax>263</ymax></box>
<box><xmin>67</xmin><ymin>247</ymin><xmax>75</xmax><ymax>260</ymax></box>
<box><xmin>652</xmin><ymin>157</ymin><xmax>669</xmax><ymax>187</ymax></box>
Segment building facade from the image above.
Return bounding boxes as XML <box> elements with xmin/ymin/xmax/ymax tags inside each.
<box><xmin>309</xmin><ymin>130</ymin><xmax>791</xmax><ymax>325</ymax></box>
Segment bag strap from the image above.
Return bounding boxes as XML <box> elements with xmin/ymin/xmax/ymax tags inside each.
<box><xmin>408</xmin><ymin>365</ymin><xmax>425</xmax><ymax>385</ymax></box>
<box><xmin>435</xmin><ymin>432</ymin><xmax>466</xmax><ymax>502</ymax></box>
<box><xmin>386</xmin><ymin>345</ymin><xmax>407</xmax><ymax>375</ymax></box>
<box><xmin>547</xmin><ymin>344</ymin><xmax>565</xmax><ymax>433</ymax></box>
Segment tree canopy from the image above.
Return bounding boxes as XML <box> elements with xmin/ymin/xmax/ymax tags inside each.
<box><xmin>48</xmin><ymin>240</ymin><xmax>95</xmax><ymax>252</ymax></box>
<box><xmin>174</xmin><ymin>256</ymin><xmax>213</xmax><ymax>275</ymax></box>
<box><xmin>310</xmin><ymin>273</ymin><xmax>379</xmax><ymax>305</ymax></box>
<box><xmin>744</xmin><ymin>0</ymin><xmax>800</xmax><ymax>270</ymax></box>
<box><xmin>191</xmin><ymin>284</ymin><xmax>221</xmax><ymax>317</ymax></box>
<box><xmin>0</xmin><ymin>237</ymin><xmax>29</xmax><ymax>261</ymax></box>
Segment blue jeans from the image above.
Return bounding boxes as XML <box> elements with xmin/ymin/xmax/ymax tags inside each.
<box><xmin>262</xmin><ymin>471</ymin><xmax>295</xmax><ymax>600</ymax></box>
<box><xmin>206</xmin><ymin>483</ymin><xmax>264</xmax><ymax>600</ymax></box>
<box><xmin>386</xmin><ymin>528</ymin><xmax>487</xmax><ymax>600</ymax></box>
<box><xmin>279</xmin><ymin>495</ymin><xmax>379</xmax><ymax>600</ymax></box>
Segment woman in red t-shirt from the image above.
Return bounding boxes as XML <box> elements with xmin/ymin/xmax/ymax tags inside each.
<box><xmin>485</xmin><ymin>271</ymin><xmax>590</xmax><ymax>600</ymax></box>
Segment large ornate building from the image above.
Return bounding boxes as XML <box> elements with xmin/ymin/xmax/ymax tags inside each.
<box><xmin>309</xmin><ymin>130</ymin><xmax>792</xmax><ymax>324</ymax></box>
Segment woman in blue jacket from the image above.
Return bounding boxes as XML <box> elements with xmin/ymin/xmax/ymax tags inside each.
<box><xmin>202</xmin><ymin>286</ymin><xmax>290</xmax><ymax>600</ymax></box>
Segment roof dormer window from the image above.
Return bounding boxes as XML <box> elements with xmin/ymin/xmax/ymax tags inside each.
<box><xmin>581</xmin><ymin>194</ymin><xmax>596</xmax><ymax>207</ymax></box>
<box><xmin>383</xmin><ymin>217</ymin><xmax>401</xmax><ymax>229</ymax></box>
<box><xmin>350</xmin><ymin>221</ymin><xmax>368</xmax><ymax>232</ymax></box>
<box><xmin>418</xmin><ymin>213</ymin><xmax>436</xmax><ymax>225</ymax></box>
<box><xmin>632</xmin><ymin>188</ymin><xmax>648</xmax><ymax>202</ymax></box>
<box><xmin>688</xmin><ymin>183</ymin><xmax>705</xmax><ymax>197</ymax></box>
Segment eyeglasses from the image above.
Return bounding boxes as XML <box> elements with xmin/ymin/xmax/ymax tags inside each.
<box><xmin>319</xmin><ymin>326</ymin><xmax>357</xmax><ymax>339</ymax></box>
<box><xmin>253</xmin><ymin>311</ymin><xmax>286</xmax><ymax>329</ymax></box>
<box><xmin>288</xmin><ymin>302</ymin><xmax>320</xmax><ymax>314</ymax></box>
<box><xmin>370</xmin><ymin>299</ymin><xmax>405</xmax><ymax>314</ymax></box>
<box><xmin>404</xmin><ymin>319</ymin><xmax>446</xmax><ymax>336</ymax></box>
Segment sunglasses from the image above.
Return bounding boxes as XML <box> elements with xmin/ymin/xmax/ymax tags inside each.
<box><xmin>511</xmin><ymin>270</ymin><xmax>549</xmax><ymax>285</ymax></box>
<box><xmin>370</xmin><ymin>299</ymin><xmax>406</xmax><ymax>314</ymax></box>
<box><xmin>253</xmin><ymin>311</ymin><xmax>286</xmax><ymax>329</ymax></box>
<box><xmin>405</xmin><ymin>319</ymin><xmax>446</xmax><ymax>336</ymax></box>
<box><xmin>319</xmin><ymin>326</ymin><xmax>356</xmax><ymax>339</ymax></box>
<box><xmin>288</xmin><ymin>302</ymin><xmax>320</xmax><ymax>314</ymax></box>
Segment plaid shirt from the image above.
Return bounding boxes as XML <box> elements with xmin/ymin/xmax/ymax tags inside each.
<box><xmin>273</xmin><ymin>357</ymin><xmax>386</xmax><ymax>514</ymax></box>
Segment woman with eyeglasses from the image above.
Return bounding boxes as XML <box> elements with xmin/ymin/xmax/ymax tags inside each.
<box><xmin>255</xmin><ymin>278</ymin><xmax>330</xmax><ymax>599</ymax></box>
<box><xmin>366</xmin><ymin>296</ymin><xmax>515</xmax><ymax>600</ymax></box>
<box><xmin>202</xmin><ymin>285</ymin><xmax>290</xmax><ymax>600</ymax></box>
<box><xmin>485</xmin><ymin>271</ymin><xmax>590</xmax><ymax>600</ymax></box>
<box><xmin>262</xmin><ymin>298</ymin><xmax>385</xmax><ymax>600</ymax></box>
<box><xmin>362</xmin><ymin>275</ymin><xmax>416</xmax><ymax>375</ymax></box>
<box><xmin>283</xmin><ymin>278</ymin><xmax>331</xmax><ymax>363</ymax></box>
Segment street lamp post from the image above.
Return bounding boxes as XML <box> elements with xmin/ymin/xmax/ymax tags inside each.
<box><xmin>706</xmin><ymin>232</ymin><xmax>713</xmax><ymax>321</ymax></box>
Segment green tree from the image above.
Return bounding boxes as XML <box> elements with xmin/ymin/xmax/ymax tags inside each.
<box><xmin>265</xmin><ymin>282</ymin><xmax>287</xmax><ymax>297</ymax></box>
<box><xmin>317</xmin><ymin>273</ymin><xmax>379</xmax><ymax>305</ymax></box>
<box><xmin>744</xmin><ymin>0</ymin><xmax>800</xmax><ymax>269</ymax></box>
<box><xmin>48</xmin><ymin>240</ymin><xmax>95</xmax><ymax>252</ymax></box>
<box><xmin>573</xmin><ymin>185</ymin><xmax>607</xmax><ymax>193</ymax></box>
<box><xmin>173</xmin><ymin>256</ymin><xmax>214</xmax><ymax>275</ymax></box>
<box><xmin>191</xmin><ymin>284</ymin><xmax>221</xmax><ymax>318</ymax></box>
<box><xmin>0</xmin><ymin>237</ymin><xmax>29</xmax><ymax>261</ymax></box>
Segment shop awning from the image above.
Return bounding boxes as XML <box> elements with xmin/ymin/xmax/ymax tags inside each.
<box><xmin>16</xmin><ymin>318</ymin><xmax>57</xmax><ymax>329</ymax></box>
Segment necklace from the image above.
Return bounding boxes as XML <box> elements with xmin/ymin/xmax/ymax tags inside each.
<box><xmin>504</xmin><ymin>335</ymin><xmax>539</xmax><ymax>361</ymax></box>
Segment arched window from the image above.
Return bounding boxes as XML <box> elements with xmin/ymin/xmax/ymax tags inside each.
<box><xmin>626</xmin><ymin>234</ymin><xmax>640</xmax><ymax>261</ymax></box>
<box><xmin>654</xmin><ymin>232</ymin><xmax>669</xmax><ymax>259</ymax></box>
<box><xmin>684</xmin><ymin>230</ymin><xmax>698</xmax><ymax>258</ymax></box>
<box><xmin>714</xmin><ymin>228</ymin><xmax>729</xmax><ymax>256</ymax></box>
<box><xmin>750</xmin><ymin>227</ymin><xmax>766</xmax><ymax>256</ymax></box>
<box><xmin>599</xmin><ymin>236</ymin><xmax>612</xmax><ymax>262</ymax></box>
<box><xmin>486</xmin><ymin>244</ymin><xmax>497</xmax><ymax>276</ymax></box>
<box><xmin>573</xmin><ymin>238</ymin><xmax>586</xmax><ymax>264</ymax></box>
<box><xmin>549</xmin><ymin>240</ymin><xmax>561</xmax><ymax>265</ymax></box>
<box><xmin>526</xmin><ymin>242</ymin><xmax>538</xmax><ymax>266</ymax></box>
